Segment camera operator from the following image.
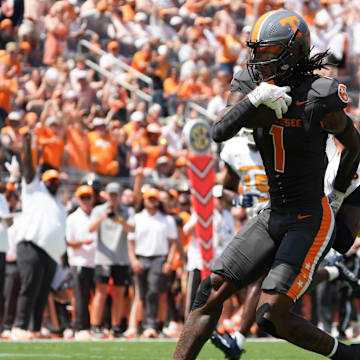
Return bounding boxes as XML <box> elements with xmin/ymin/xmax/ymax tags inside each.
<box><xmin>89</xmin><ymin>182</ymin><xmax>134</xmax><ymax>338</ymax></box>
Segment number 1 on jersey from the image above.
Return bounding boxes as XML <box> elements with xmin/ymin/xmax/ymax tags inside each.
<box><xmin>269</xmin><ymin>125</ymin><xmax>285</xmax><ymax>172</ymax></box>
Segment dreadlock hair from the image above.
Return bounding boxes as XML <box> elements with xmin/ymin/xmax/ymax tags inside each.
<box><xmin>298</xmin><ymin>49</ymin><xmax>331</xmax><ymax>75</ymax></box>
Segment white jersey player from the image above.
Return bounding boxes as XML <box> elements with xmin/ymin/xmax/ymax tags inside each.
<box><xmin>220</xmin><ymin>128</ymin><xmax>269</xmax><ymax>219</ymax></box>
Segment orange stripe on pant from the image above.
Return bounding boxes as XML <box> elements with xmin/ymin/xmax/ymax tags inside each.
<box><xmin>286</xmin><ymin>197</ymin><xmax>333</xmax><ymax>301</ymax></box>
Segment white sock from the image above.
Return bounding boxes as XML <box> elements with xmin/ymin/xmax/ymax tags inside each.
<box><xmin>234</xmin><ymin>332</ymin><xmax>246</xmax><ymax>349</ymax></box>
<box><xmin>324</xmin><ymin>266</ymin><xmax>340</xmax><ymax>281</ymax></box>
<box><xmin>327</xmin><ymin>337</ymin><xmax>338</xmax><ymax>358</ymax></box>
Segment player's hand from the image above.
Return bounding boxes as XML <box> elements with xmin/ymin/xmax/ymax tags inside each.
<box><xmin>232</xmin><ymin>193</ymin><xmax>260</xmax><ymax>208</ymax></box>
<box><xmin>248</xmin><ymin>82</ymin><xmax>292</xmax><ymax>119</ymax></box>
<box><xmin>328</xmin><ymin>189</ymin><xmax>345</xmax><ymax>215</ymax></box>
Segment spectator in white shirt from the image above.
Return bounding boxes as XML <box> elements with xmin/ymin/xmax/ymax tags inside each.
<box><xmin>66</xmin><ymin>185</ymin><xmax>96</xmax><ymax>341</ymax></box>
<box><xmin>127</xmin><ymin>187</ymin><xmax>177</xmax><ymax>338</ymax></box>
<box><xmin>11</xmin><ymin>132</ymin><xmax>66</xmax><ymax>341</ymax></box>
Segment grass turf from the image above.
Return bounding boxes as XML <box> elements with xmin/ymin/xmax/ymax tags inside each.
<box><xmin>0</xmin><ymin>339</ymin><xmax>327</xmax><ymax>360</ymax></box>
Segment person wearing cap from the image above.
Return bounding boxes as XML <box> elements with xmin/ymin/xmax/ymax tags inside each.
<box><xmin>11</xmin><ymin>131</ymin><xmax>66</xmax><ymax>341</ymax></box>
<box><xmin>123</xmin><ymin>110</ymin><xmax>148</xmax><ymax>149</ymax></box>
<box><xmin>0</xmin><ymin>19</ymin><xmax>15</xmax><ymax>50</ymax></box>
<box><xmin>88</xmin><ymin>118</ymin><xmax>119</xmax><ymax>176</ymax></box>
<box><xmin>81</xmin><ymin>0</ymin><xmax>115</xmax><ymax>44</ymax></box>
<box><xmin>0</xmin><ymin>62</ymin><xmax>18</xmax><ymax>113</ymax></box>
<box><xmin>1</xmin><ymin>111</ymin><xmax>23</xmax><ymax>156</ymax></box>
<box><xmin>127</xmin><ymin>187</ymin><xmax>177</xmax><ymax>338</ymax></box>
<box><xmin>89</xmin><ymin>182</ymin><xmax>134</xmax><ymax>338</ymax></box>
<box><xmin>37</xmin><ymin>116</ymin><xmax>65</xmax><ymax>173</ymax></box>
<box><xmin>130</xmin><ymin>42</ymin><xmax>152</xmax><ymax>73</ymax></box>
<box><xmin>66</xmin><ymin>185</ymin><xmax>96</xmax><ymax>341</ymax></box>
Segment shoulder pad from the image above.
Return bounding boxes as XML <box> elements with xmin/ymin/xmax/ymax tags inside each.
<box><xmin>230</xmin><ymin>69</ymin><xmax>256</xmax><ymax>95</ymax></box>
<box><xmin>308</xmin><ymin>76</ymin><xmax>349</xmax><ymax>113</ymax></box>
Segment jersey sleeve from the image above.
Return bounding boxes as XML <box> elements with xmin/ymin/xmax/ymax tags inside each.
<box><xmin>230</xmin><ymin>69</ymin><xmax>256</xmax><ymax>95</ymax></box>
<box><xmin>308</xmin><ymin>77</ymin><xmax>350</xmax><ymax>113</ymax></box>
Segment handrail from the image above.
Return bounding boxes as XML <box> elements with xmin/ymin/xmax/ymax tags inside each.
<box><xmin>187</xmin><ymin>101</ymin><xmax>217</xmax><ymax>122</ymax></box>
<box><xmin>78</xmin><ymin>39</ymin><xmax>153</xmax><ymax>87</ymax></box>
<box><xmin>85</xmin><ymin>59</ymin><xmax>152</xmax><ymax>103</ymax></box>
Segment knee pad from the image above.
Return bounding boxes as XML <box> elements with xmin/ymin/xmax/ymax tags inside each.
<box><xmin>255</xmin><ymin>303</ymin><xmax>279</xmax><ymax>338</ymax></box>
<box><xmin>191</xmin><ymin>276</ymin><xmax>212</xmax><ymax>311</ymax></box>
<box><xmin>333</xmin><ymin>219</ymin><xmax>354</xmax><ymax>254</ymax></box>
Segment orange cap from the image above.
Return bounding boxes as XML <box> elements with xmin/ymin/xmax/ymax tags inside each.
<box><xmin>143</xmin><ymin>188</ymin><xmax>160</xmax><ymax>199</ymax></box>
<box><xmin>169</xmin><ymin>189</ymin><xmax>178</xmax><ymax>199</ymax></box>
<box><xmin>24</xmin><ymin>112</ymin><xmax>38</xmax><ymax>122</ymax></box>
<box><xmin>107</xmin><ymin>41</ymin><xmax>119</xmax><ymax>50</ymax></box>
<box><xmin>20</xmin><ymin>41</ymin><xmax>31</xmax><ymax>50</ymax></box>
<box><xmin>97</xmin><ymin>0</ymin><xmax>108</xmax><ymax>11</ymax></box>
<box><xmin>76</xmin><ymin>185</ymin><xmax>94</xmax><ymax>198</ymax></box>
<box><xmin>6</xmin><ymin>182</ymin><xmax>15</xmax><ymax>192</ymax></box>
<box><xmin>42</xmin><ymin>169</ymin><xmax>60</xmax><ymax>182</ymax></box>
<box><xmin>0</xmin><ymin>19</ymin><xmax>12</xmax><ymax>30</ymax></box>
<box><xmin>175</xmin><ymin>156</ymin><xmax>187</xmax><ymax>167</ymax></box>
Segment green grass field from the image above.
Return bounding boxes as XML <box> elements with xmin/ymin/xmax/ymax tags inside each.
<box><xmin>0</xmin><ymin>339</ymin><xmax>330</xmax><ymax>360</ymax></box>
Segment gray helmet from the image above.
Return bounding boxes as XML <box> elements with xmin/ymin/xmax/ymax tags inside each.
<box><xmin>247</xmin><ymin>10</ymin><xmax>311</xmax><ymax>83</ymax></box>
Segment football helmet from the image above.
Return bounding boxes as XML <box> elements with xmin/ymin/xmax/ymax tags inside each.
<box><xmin>247</xmin><ymin>10</ymin><xmax>310</xmax><ymax>83</ymax></box>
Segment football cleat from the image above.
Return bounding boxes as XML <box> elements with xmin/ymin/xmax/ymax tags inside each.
<box><xmin>211</xmin><ymin>331</ymin><xmax>245</xmax><ymax>360</ymax></box>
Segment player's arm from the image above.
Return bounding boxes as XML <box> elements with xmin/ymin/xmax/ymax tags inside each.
<box><xmin>322</xmin><ymin>111</ymin><xmax>360</xmax><ymax>211</ymax></box>
<box><xmin>211</xmin><ymin>83</ymin><xmax>292</xmax><ymax>143</ymax></box>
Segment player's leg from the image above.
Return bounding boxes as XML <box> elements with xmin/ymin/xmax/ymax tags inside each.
<box><xmin>173</xmin><ymin>209</ymin><xmax>277</xmax><ymax>360</ymax></box>
<box><xmin>173</xmin><ymin>274</ymin><xmax>238</xmax><ymax>360</ymax></box>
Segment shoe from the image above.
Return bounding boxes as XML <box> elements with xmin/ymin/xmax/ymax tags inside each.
<box><xmin>123</xmin><ymin>328</ymin><xmax>137</xmax><ymax>339</ymax></box>
<box><xmin>163</xmin><ymin>322</ymin><xmax>182</xmax><ymax>338</ymax></box>
<box><xmin>10</xmin><ymin>327</ymin><xmax>32</xmax><ymax>341</ymax></box>
<box><xmin>1</xmin><ymin>329</ymin><xmax>11</xmax><ymax>339</ymax></box>
<box><xmin>141</xmin><ymin>328</ymin><xmax>158</xmax><ymax>339</ymax></box>
<box><xmin>334</xmin><ymin>259</ymin><xmax>359</xmax><ymax>290</ymax></box>
<box><xmin>110</xmin><ymin>326</ymin><xmax>123</xmax><ymax>338</ymax></box>
<box><xmin>63</xmin><ymin>328</ymin><xmax>74</xmax><ymax>339</ymax></box>
<box><xmin>75</xmin><ymin>330</ymin><xmax>93</xmax><ymax>341</ymax></box>
<box><xmin>211</xmin><ymin>330</ymin><xmax>245</xmax><ymax>360</ymax></box>
<box><xmin>91</xmin><ymin>325</ymin><xmax>106</xmax><ymax>340</ymax></box>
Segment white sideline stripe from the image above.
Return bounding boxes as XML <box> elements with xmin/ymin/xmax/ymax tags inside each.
<box><xmin>0</xmin><ymin>337</ymin><xmax>285</xmax><ymax>343</ymax></box>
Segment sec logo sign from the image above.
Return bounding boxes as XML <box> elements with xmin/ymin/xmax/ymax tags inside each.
<box><xmin>183</xmin><ymin>119</ymin><xmax>212</xmax><ymax>154</ymax></box>
<box><xmin>338</xmin><ymin>84</ymin><xmax>350</xmax><ymax>103</ymax></box>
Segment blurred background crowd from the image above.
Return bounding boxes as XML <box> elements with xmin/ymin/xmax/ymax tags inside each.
<box><xmin>0</xmin><ymin>0</ymin><xmax>359</xmax><ymax>342</ymax></box>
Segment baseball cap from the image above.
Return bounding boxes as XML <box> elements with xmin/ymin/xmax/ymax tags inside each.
<box><xmin>105</xmin><ymin>182</ymin><xmax>122</xmax><ymax>194</ymax></box>
<box><xmin>8</xmin><ymin>111</ymin><xmax>22</xmax><ymax>121</ymax></box>
<box><xmin>76</xmin><ymin>70</ymin><xmax>87</xmax><ymax>79</ymax></box>
<box><xmin>20</xmin><ymin>41</ymin><xmax>31</xmax><ymax>51</ymax></box>
<box><xmin>170</xmin><ymin>16</ymin><xmax>183</xmax><ymax>26</ymax></box>
<box><xmin>175</xmin><ymin>156</ymin><xmax>187</xmax><ymax>167</ymax></box>
<box><xmin>76</xmin><ymin>185</ymin><xmax>94</xmax><ymax>197</ymax></box>
<box><xmin>93</xmin><ymin>117</ymin><xmax>106</xmax><ymax>127</ymax></box>
<box><xmin>130</xmin><ymin>111</ymin><xmax>145</xmax><ymax>122</ymax></box>
<box><xmin>6</xmin><ymin>42</ymin><xmax>17</xmax><ymax>52</ymax></box>
<box><xmin>97</xmin><ymin>0</ymin><xmax>108</xmax><ymax>11</ymax></box>
<box><xmin>147</xmin><ymin>123</ymin><xmax>161</xmax><ymax>134</ymax></box>
<box><xmin>45</xmin><ymin>116</ymin><xmax>60</xmax><ymax>126</ymax></box>
<box><xmin>64</xmin><ymin>90</ymin><xmax>78</xmax><ymax>100</ymax></box>
<box><xmin>42</xmin><ymin>169</ymin><xmax>60</xmax><ymax>182</ymax></box>
<box><xmin>156</xmin><ymin>155</ymin><xmax>170</xmax><ymax>166</ymax></box>
<box><xmin>24</xmin><ymin>112</ymin><xmax>38</xmax><ymax>122</ymax></box>
<box><xmin>134</xmin><ymin>12</ymin><xmax>147</xmax><ymax>22</ymax></box>
<box><xmin>143</xmin><ymin>188</ymin><xmax>160</xmax><ymax>199</ymax></box>
<box><xmin>45</xmin><ymin>68</ymin><xmax>59</xmax><ymax>83</ymax></box>
<box><xmin>107</xmin><ymin>41</ymin><xmax>119</xmax><ymax>50</ymax></box>
<box><xmin>0</xmin><ymin>19</ymin><xmax>12</xmax><ymax>30</ymax></box>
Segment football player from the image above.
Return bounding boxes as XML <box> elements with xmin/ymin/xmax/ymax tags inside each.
<box><xmin>172</xmin><ymin>10</ymin><xmax>360</xmax><ymax>360</ymax></box>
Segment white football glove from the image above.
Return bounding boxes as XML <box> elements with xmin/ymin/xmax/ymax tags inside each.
<box><xmin>328</xmin><ymin>189</ymin><xmax>345</xmax><ymax>215</ymax></box>
<box><xmin>4</xmin><ymin>155</ymin><xmax>20</xmax><ymax>182</ymax></box>
<box><xmin>248</xmin><ymin>82</ymin><xmax>292</xmax><ymax>119</ymax></box>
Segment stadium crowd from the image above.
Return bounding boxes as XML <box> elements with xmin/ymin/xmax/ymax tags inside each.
<box><xmin>0</xmin><ymin>0</ymin><xmax>359</xmax><ymax>344</ymax></box>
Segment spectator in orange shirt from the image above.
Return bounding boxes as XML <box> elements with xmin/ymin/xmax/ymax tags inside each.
<box><xmin>196</xmin><ymin>67</ymin><xmax>215</xmax><ymax>102</ymax></box>
<box><xmin>131</xmin><ymin>42</ymin><xmax>152</xmax><ymax>73</ymax></box>
<box><xmin>0</xmin><ymin>63</ymin><xmax>18</xmax><ymax>113</ymax></box>
<box><xmin>144</xmin><ymin>136</ymin><xmax>172</xmax><ymax>171</ymax></box>
<box><xmin>163</xmin><ymin>67</ymin><xmax>181</xmax><ymax>115</ymax></box>
<box><xmin>0</xmin><ymin>42</ymin><xmax>22</xmax><ymax>77</ymax></box>
<box><xmin>38</xmin><ymin>116</ymin><xmax>65</xmax><ymax>173</ymax></box>
<box><xmin>178</xmin><ymin>70</ymin><xmax>202</xmax><ymax>101</ymax></box>
<box><xmin>124</xmin><ymin>110</ymin><xmax>148</xmax><ymax>149</ymax></box>
<box><xmin>0</xmin><ymin>19</ymin><xmax>16</xmax><ymax>49</ymax></box>
<box><xmin>120</xmin><ymin>0</ymin><xmax>136</xmax><ymax>23</ymax></box>
<box><xmin>88</xmin><ymin>117</ymin><xmax>118</xmax><ymax>176</ymax></box>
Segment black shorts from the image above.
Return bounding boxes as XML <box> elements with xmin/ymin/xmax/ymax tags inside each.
<box><xmin>212</xmin><ymin>197</ymin><xmax>335</xmax><ymax>302</ymax></box>
<box><xmin>94</xmin><ymin>265</ymin><xmax>130</xmax><ymax>286</ymax></box>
